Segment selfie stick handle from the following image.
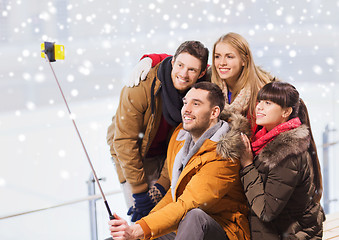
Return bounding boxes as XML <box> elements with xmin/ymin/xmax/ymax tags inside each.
<box><xmin>43</xmin><ymin>51</ymin><xmax>114</xmax><ymax>219</ymax></box>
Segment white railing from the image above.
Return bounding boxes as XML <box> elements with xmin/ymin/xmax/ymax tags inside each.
<box><xmin>0</xmin><ymin>190</ymin><xmax>122</xmax><ymax>221</ymax></box>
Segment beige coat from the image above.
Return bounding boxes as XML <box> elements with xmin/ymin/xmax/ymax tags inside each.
<box><xmin>106</xmin><ymin>63</ymin><xmax>172</xmax><ymax>194</ymax></box>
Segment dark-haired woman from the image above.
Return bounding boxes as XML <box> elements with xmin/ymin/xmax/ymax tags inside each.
<box><xmin>240</xmin><ymin>81</ymin><xmax>325</xmax><ymax>239</ymax></box>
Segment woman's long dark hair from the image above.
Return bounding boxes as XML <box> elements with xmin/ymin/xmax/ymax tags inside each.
<box><xmin>257</xmin><ymin>81</ymin><xmax>323</xmax><ymax>203</ymax></box>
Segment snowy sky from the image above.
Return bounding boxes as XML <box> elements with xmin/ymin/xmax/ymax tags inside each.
<box><xmin>0</xmin><ymin>1</ymin><xmax>338</xmax><ymax>110</ymax></box>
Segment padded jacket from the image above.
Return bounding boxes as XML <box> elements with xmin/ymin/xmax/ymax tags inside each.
<box><xmin>106</xmin><ymin>63</ymin><xmax>172</xmax><ymax>194</ymax></box>
<box><xmin>137</xmin><ymin>112</ymin><xmax>252</xmax><ymax>240</ymax></box>
<box><xmin>240</xmin><ymin>125</ymin><xmax>325</xmax><ymax>239</ymax></box>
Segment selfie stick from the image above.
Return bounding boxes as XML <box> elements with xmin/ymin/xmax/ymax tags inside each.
<box><xmin>42</xmin><ymin>43</ymin><xmax>115</xmax><ymax>224</ymax></box>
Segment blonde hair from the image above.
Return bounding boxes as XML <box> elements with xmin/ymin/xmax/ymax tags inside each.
<box><xmin>211</xmin><ymin>32</ymin><xmax>272</xmax><ymax>121</ymax></box>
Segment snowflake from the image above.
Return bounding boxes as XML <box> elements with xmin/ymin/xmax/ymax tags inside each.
<box><xmin>18</xmin><ymin>134</ymin><xmax>26</xmax><ymax>142</ymax></box>
<box><xmin>313</xmin><ymin>65</ymin><xmax>323</xmax><ymax>75</ymax></box>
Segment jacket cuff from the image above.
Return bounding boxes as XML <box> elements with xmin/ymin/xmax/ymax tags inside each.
<box><xmin>131</xmin><ymin>182</ymin><xmax>149</xmax><ymax>194</ymax></box>
<box><xmin>156</xmin><ymin>175</ymin><xmax>170</xmax><ymax>192</ymax></box>
<box><xmin>136</xmin><ymin>219</ymin><xmax>152</xmax><ymax>239</ymax></box>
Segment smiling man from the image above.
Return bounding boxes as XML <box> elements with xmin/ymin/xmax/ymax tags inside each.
<box><xmin>106</xmin><ymin>41</ymin><xmax>209</xmax><ymax>222</ymax></box>
<box><xmin>108</xmin><ymin>82</ymin><xmax>251</xmax><ymax>240</ymax></box>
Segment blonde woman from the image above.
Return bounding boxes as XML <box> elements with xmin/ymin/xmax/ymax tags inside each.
<box><xmin>128</xmin><ymin>33</ymin><xmax>274</xmax><ymax>133</ymax></box>
<box><xmin>211</xmin><ymin>33</ymin><xmax>272</xmax><ymax>129</ymax></box>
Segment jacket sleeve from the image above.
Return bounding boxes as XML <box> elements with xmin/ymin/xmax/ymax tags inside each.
<box><xmin>151</xmin><ymin>189</ymin><xmax>173</xmax><ymax>213</ymax></box>
<box><xmin>154</xmin><ymin>158</ymin><xmax>171</xmax><ymax>191</ymax></box>
<box><xmin>240</xmin><ymin>159</ymin><xmax>299</xmax><ymax>222</ymax></box>
<box><xmin>141</xmin><ymin>54</ymin><xmax>171</xmax><ymax>67</ymax></box>
<box><xmin>136</xmin><ymin>190</ymin><xmax>173</xmax><ymax>239</ymax></box>
<box><xmin>113</xmin><ymin>84</ymin><xmax>150</xmax><ymax>194</ymax></box>
<box><xmin>139</xmin><ymin>159</ymin><xmax>240</xmax><ymax>239</ymax></box>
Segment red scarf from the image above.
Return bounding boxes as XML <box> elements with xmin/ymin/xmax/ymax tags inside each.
<box><xmin>251</xmin><ymin>117</ymin><xmax>302</xmax><ymax>155</ymax></box>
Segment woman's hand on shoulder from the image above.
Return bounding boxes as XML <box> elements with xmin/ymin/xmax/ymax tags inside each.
<box><xmin>240</xmin><ymin>133</ymin><xmax>254</xmax><ymax>168</ymax></box>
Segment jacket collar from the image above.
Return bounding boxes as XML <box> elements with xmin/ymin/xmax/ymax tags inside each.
<box><xmin>216</xmin><ymin>111</ymin><xmax>252</xmax><ymax>162</ymax></box>
<box><xmin>257</xmin><ymin>124</ymin><xmax>310</xmax><ymax>169</ymax></box>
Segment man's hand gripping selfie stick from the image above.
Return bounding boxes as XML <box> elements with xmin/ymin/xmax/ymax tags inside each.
<box><xmin>41</xmin><ymin>42</ymin><xmax>115</xmax><ymax>238</ymax></box>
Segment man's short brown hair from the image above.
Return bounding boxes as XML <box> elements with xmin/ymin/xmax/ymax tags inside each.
<box><xmin>192</xmin><ymin>82</ymin><xmax>225</xmax><ymax>112</ymax></box>
<box><xmin>173</xmin><ymin>41</ymin><xmax>209</xmax><ymax>74</ymax></box>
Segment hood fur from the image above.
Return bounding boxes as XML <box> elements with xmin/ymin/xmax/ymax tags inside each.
<box><xmin>216</xmin><ymin>111</ymin><xmax>251</xmax><ymax>161</ymax></box>
<box><xmin>258</xmin><ymin>124</ymin><xmax>310</xmax><ymax>169</ymax></box>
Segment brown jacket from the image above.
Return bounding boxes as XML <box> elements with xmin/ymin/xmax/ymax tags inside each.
<box><xmin>106</xmin><ymin>63</ymin><xmax>172</xmax><ymax>194</ymax></box>
<box><xmin>240</xmin><ymin>125</ymin><xmax>325</xmax><ymax>239</ymax></box>
<box><xmin>137</xmin><ymin>112</ymin><xmax>252</xmax><ymax>240</ymax></box>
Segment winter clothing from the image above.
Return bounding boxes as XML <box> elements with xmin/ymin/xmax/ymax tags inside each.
<box><xmin>251</xmin><ymin>117</ymin><xmax>301</xmax><ymax>155</ymax></box>
<box><xmin>219</xmin><ymin>81</ymin><xmax>261</xmax><ymax>135</ymax></box>
<box><xmin>136</xmin><ymin>112</ymin><xmax>252</xmax><ymax>240</ymax></box>
<box><xmin>142</xmin><ymin>54</ymin><xmax>262</xmax><ymax>134</ymax></box>
<box><xmin>141</xmin><ymin>53</ymin><xmax>171</xmax><ymax>67</ymax></box>
<box><xmin>129</xmin><ymin>191</ymin><xmax>155</xmax><ymax>222</ymax></box>
<box><xmin>157</xmin><ymin>57</ymin><xmax>185</xmax><ymax>126</ymax></box>
<box><xmin>240</xmin><ymin>124</ymin><xmax>325</xmax><ymax>239</ymax></box>
<box><xmin>120</xmin><ymin>154</ymin><xmax>165</xmax><ymax>210</ymax></box>
<box><xmin>107</xmin><ymin>60</ymin><xmax>176</xmax><ymax>195</ymax></box>
<box><xmin>222</xmin><ymin>84</ymin><xmax>251</xmax><ymax>116</ymax></box>
<box><xmin>128</xmin><ymin>183</ymin><xmax>167</xmax><ymax>222</ymax></box>
<box><xmin>107</xmin><ymin>55</ymin><xmax>207</xmax><ymax>195</ymax></box>
<box><xmin>170</xmin><ymin>120</ymin><xmax>227</xmax><ymax>199</ymax></box>
<box><xmin>141</xmin><ymin>54</ymin><xmax>252</xmax><ymax>117</ymax></box>
<box><xmin>148</xmin><ymin>183</ymin><xmax>167</xmax><ymax>204</ymax></box>
<box><xmin>128</xmin><ymin>192</ymin><xmax>154</xmax><ymax>222</ymax></box>
<box><xmin>147</xmin><ymin>115</ymin><xmax>172</xmax><ymax>157</ymax></box>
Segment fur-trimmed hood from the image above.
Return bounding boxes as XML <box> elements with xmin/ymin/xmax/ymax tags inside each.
<box><xmin>257</xmin><ymin>124</ymin><xmax>311</xmax><ymax>169</ymax></box>
<box><xmin>217</xmin><ymin>111</ymin><xmax>252</xmax><ymax>161</ymax></box>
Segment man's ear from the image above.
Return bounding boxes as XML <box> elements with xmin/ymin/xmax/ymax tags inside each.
<box><xmin>198</xmin><ymin>69</ymin><xmax>207</xmax><ymax>79</ymax></box>
<box><xmin>211</xmin><ymin>106</ymin><xmax>221</xmax><ymax>120</ymax></box>
<box><xmin>283</xmin><ymin>107</ymin><xmax>293</xmax><ymax>119</ymax></box>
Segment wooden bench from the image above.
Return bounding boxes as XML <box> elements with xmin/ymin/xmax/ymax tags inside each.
<box><xmin>324</xmin><ymin>212</ymin><xmax>339</xmax><ymax>239</ymax></box>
